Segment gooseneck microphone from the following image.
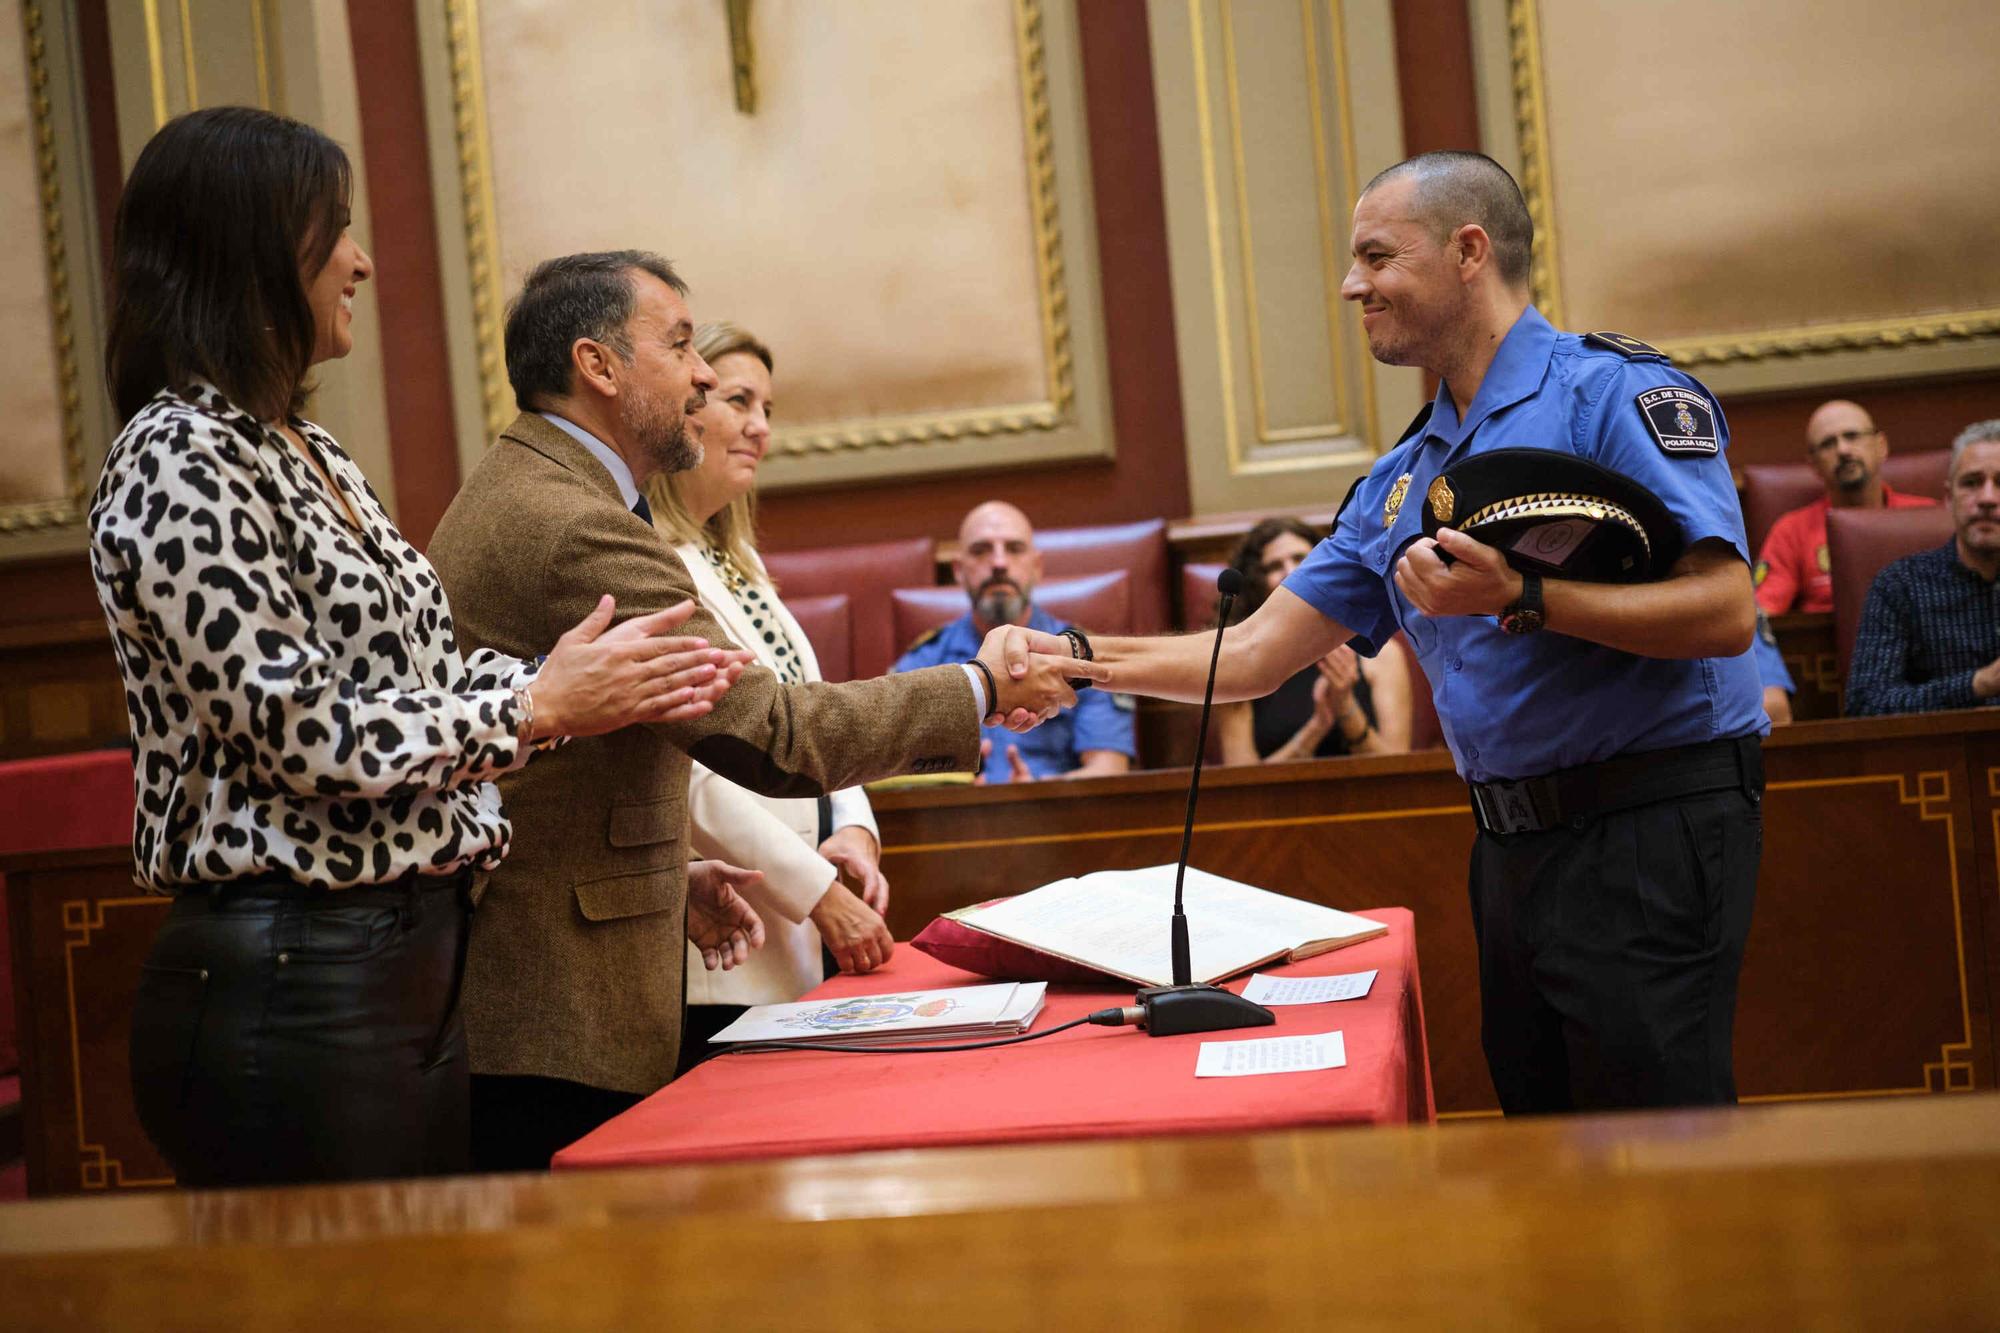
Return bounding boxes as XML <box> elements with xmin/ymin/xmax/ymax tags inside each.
<box><xmin>1131</xmin><ymin>567</ymin><xmax>1276</xmax><ymax>1036</ymax></box>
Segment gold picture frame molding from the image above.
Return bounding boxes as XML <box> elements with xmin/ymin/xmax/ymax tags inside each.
<box><xmin>441</xmin><ymin>0</ymin><xmax>1080</xmax><ymax>463</ymax></box>
<box><xmin>1</xmin><ymin>0</ymin><xmax>89</xmax><ymax>537</ymax></box>
<box><xmin>1507</xmin><ymin>0</ymin><xmax>2000</xmax><ymax>370</ymax></box>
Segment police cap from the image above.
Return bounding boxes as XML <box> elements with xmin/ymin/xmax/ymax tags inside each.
<box><xmin>1417</xmin><ymin>447</ymin><xmax>1683</xmax><ymax>582</ymax></box>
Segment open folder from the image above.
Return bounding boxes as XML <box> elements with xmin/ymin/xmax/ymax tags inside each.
<box><xmin>949</xmin><ymin>865</ymin><xmax>1386</xmax><ymax>988</ymax></box>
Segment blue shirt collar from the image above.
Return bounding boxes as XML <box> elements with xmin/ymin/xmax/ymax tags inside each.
<box><xmin>1426</xmin><ymin>305</ymin><xmax>1557</xmax><ymax>448</ymax></box>
<box><xmin>541</xmin><ymin>412</ymin><xmax>641</xmax><ymax>510</ymax></box>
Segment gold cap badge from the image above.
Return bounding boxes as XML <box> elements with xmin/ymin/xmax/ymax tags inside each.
<box><xmin>1427</xmin><ymin>476</ymin><xmax>1455</xmax><ymax>524</ymax></box>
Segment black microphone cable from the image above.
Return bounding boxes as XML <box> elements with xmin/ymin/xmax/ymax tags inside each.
<box><xmin>712</xmin><ymin>1006</ymin><xmax>1140</xmax><ymax>1055</ymax></box>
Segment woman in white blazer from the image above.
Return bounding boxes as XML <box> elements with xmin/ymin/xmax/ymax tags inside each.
<box><xmin>645</xmin><ymin>322</ymin><xmax>898</xmax><ymax>1071</ymax></box>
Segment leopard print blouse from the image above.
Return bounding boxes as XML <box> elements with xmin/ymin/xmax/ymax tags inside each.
<box><xmin>89</xmin><ymin>381</ymin><xmax>540</xmax><ymax>892</ymax></box>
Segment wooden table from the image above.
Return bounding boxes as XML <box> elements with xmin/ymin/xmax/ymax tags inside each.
<box><xmin>1</xmin><ymin>1094</ymin><xmax>1994</xmax><ymax>1328</ymax></box>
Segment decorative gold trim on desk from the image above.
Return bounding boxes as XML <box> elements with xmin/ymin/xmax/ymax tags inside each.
<box><xmin>1</xmin><ymin>0</ymin><xmax>91</xmax><ymax>536</ymax></box>
<box><xmin>1767</xmin><ymin>770</ymin><xmax>1977</xmax><ymax>1094</ymax></box>
<box><xmin>1507</xmin><ymin>0</ymin><xmax>1999</xmax><ymax>369</ymax></box>
<box><xmin>881</xmin><ymin>800</ymin><xmax>1471</xmax><ymax>857</ymax></box>
<box><xmin>444</xmin><ymin>0</ymin><xmax>1075</xmax><ymax>458</ymax></box>
<box><xmin>63</xmin><ymin>896</ymin><xmax>175</xmax><ymax>1189</ymax></box>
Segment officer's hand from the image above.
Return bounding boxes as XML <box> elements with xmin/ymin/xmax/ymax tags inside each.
<box><xmin>1395</xmin><ymin>527</ymin><xmax>1526</xmax><ymax>618</ymax></box>
<box><xmin>977</xmin><ymin>625</ymin><xmax>1112</xmax><ymax>731</ymax></box>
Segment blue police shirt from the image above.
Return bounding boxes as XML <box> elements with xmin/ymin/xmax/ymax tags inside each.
<box><xmin>892</xmin><ymin>605</ymin><xmax>1136</xmax><ymax>782</ymax></box>
<box><xmin>1752</xmin><ymin>612</ymin><xmax>1795</xmax><ymax>697</ymax></box>
<box><xmin>1284</xmin><ymin>306</ymin><xmax>1768</xmax><ymax>784</ymax></box>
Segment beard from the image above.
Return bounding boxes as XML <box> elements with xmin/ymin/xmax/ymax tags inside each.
<box><xmin>1833</xmin><ymin>458</ymin><xmax>1870</xmax><ymax>492</ymax></box>
<box><xmin>627</xmin><ymin>384</ymin><xmax>704</xmax><ymax>477</ymax></box>
<box><xmin>974</xmin><ymin>577</ymin><xmax>1030</xmax><ymax>626</ymax></box>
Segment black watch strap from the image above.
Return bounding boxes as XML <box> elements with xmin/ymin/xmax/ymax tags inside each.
<box><xmin>1499</xmin><ymin>571</ymin><xmax>1546</xmax><ymax>635</ymax></box>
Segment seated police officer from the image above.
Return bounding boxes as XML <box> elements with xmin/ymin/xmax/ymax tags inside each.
<box><xmin>1002</xmin><ymin>151</ymin><xmax>1766</xmax><ymax>1115</ymax></box>
<box><xmin>895</xmin><ymin>501</ymin><xmax>1135</xmax><ymax>784</ymax></box>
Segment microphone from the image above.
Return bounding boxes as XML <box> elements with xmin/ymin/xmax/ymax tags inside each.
<box><xmin>1131</xmin><ymin>567</ymin><xmax>1275</xmax><ymax>1036</ymax></box>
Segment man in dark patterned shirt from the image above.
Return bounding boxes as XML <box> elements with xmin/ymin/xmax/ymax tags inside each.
<box><xmin>1846</xmin><ymin>420</ymin><xmax>2000</xmax><ymax>716</ymax></box>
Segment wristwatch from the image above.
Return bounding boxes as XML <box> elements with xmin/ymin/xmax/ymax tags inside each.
<box><xmin>1497</xmin><ymin>571</ymin><xmax>1545</xmax><ymax>636</ymax></box>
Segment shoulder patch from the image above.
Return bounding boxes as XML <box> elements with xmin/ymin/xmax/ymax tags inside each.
<box><xmin>1635</xmin><ymin>386</ymin><xmax>1719</xmax><ymax>458</ymax></box>
<box><xmin>1755</xmin><ymin>609</ymin><xmax>1779</xmax><ymax>648</ymax></box>
<box><xmin>1585</xmin><ymin>331</ymin><xmax>1671</xmax><ymax>361</ymax></box>
<box><xmin>905</xmin><ymin>625</ymin><xmax>944</xmax><ymax>653</ymax></box>
<box><xmin>1752</xmin><ymin>560</ymin><xmax>1769</xmax><ymax>587</ymax></box>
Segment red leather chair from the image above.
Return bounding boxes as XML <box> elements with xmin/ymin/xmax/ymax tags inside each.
<box><xmin>1882</xmin><ymin>448</ymin><xmax>1952</xmax><ymax>504</ymax></box>
<box><xmin>1739</xmin><ymin>449</ymin><xmax>1952</xmax><ymax>559</ymax></box>
<box><xmin>783</xmin><ymin>593</ymin><xmax>853</xmax><ymax>683</ymax></box>
<box><xmin>1739</xmin><ymin>462</ymin><xmax>1822</xmax><ymax>558</ymax></box>
<box><xmin>1036</xmin><ymin>520</ymin><xmax>1170</xmax><ymax>634</ymax></box>
<box><xmin>1826</xmin><ymin>505</ymin><xmax>1955</xmax><ymax>683</ymax></box>
<box><xmin>762</xmin><ymin>536</ymin><xmax>934</xmax><ymax>681</ymax></box>
<box><xmin>889</xmin><ymin>571</ymin><xmax>1134</xmax><ymax>662</ymax></box>
<box><xmin>1179</xmin><ymin>561</ymin><xmax>1230</xmax><ymax>630</ymax></box>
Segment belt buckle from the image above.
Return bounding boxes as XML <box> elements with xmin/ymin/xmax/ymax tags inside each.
<box><xmin>1475</xmin><ymin>779</ymin><xmax>1541</xmax><ymax>835</ymax></box>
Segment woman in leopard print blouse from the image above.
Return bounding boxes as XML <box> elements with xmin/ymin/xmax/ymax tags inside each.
<box><xmin>91</xmin><ymin>107</ymin><xmax>749</xmax><ymax>1186</ymax></box>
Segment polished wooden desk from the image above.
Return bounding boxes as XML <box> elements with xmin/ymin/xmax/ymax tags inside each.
<box><xmin>871</xmin><ymin>710</ymin><xmax>2000</xmax><ymax>1118</ymax></box>
<box><xmin>1</xmin><ymin>1095</ymin><xmax>1994</xmax><ymax>1328</ymax></box>
<box><xmin>9</xmin><ymin>711</ymin><xmax>1999</xmax><ymax>1194</ymax></box>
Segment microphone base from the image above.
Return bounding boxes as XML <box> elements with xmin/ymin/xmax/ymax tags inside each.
<box><xmin>1134</xmin><ymin>984</ymin><xmax>1276</xmax><ymax>1037</ymax></box>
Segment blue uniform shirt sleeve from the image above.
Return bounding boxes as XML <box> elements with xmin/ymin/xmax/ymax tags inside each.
<box><xmin>1281</xmin><ymin>478</ymin><xmax>1399</xmax><ymax>653</ymax></box>
<box><xmin>1751</xmin><ymin>622</ymin><xmax>1795</xmax><ymax>695</ymax></box>
<box><xmin>1583</xmin><ymin>362</ymin><xmax>1751</xmax><ymax>564</ymax></box>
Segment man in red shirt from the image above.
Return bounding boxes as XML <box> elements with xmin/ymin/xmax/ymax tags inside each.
<box><xmin>1754</xmin><ymin>399</ymin><xmax>1937</xmax><ymax>614</ymax></box>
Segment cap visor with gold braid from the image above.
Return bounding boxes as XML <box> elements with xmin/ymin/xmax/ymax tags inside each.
<box><xmin>1416</xmin><ymin>448</ymin><xmax>1683</xmax><ymax>582</ymax></box>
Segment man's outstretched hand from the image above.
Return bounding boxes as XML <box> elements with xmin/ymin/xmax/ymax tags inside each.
<box><xmin>687</xmin><ymin>859</ymin><xmax>767</xmax><ymax>971</ymax></box>
<box><xmin>976</xmin><ymin>625</ymin><xmax>1112</xmax><ymax>731</ymax></box>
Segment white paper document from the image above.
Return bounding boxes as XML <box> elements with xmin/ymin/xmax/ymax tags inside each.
<box><xmin>960</xmin><ymin>865</ymin><xmax>1385</xmax><ymax>987</ymax></box>
<box><xmin>1241</xmin><ymin>970</ymin><xmax>1377</xmax><ymax>1006</ymax></box>
<box><xmin>1195</xmin><ymin>1030</ymin><xmax>1347</xmax><ymax>1077</ymax></box>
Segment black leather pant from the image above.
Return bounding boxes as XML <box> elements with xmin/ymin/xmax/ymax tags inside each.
<box><xmin>129</xmin><ymin>871</ymin><xmax>473</xmax><ymax>1187</ymax></box>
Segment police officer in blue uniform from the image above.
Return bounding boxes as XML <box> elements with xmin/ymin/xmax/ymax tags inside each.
<box><xmin>895</xmin><ymin>501</ymin><xmax>1135</xmax><ymax>784</ymax></box>
<box><xmin>1003</xmin><ymin>152</ymin><xmax>1764</xmax><ymax>1113</ymax></box>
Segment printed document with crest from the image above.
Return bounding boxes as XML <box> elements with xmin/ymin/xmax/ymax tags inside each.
<box><xmin>953</xmin><ymin>865</ymin><xmax>1386</xmax><ymax>988</ymax></box>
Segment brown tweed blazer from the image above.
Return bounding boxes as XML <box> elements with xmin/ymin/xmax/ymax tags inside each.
<box><xmin>427</xmin><ymin>412</ymin><xmax>978</xmax><ymax>1093</ymax></box>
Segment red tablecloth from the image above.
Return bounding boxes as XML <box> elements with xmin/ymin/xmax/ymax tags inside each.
<box><xmin>555</xmin><ymin>906</ymin><xmax>1432</xmax><ymax>1171</ymax></box>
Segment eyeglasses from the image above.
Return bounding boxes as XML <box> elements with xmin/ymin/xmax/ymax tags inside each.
<box><xmin>1811</xmin><ymin>427</ymin><xmax>1880</xmax><ymax>453</ymax></box>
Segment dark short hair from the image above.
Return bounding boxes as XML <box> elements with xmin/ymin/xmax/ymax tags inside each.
<box><xmin>1363</xmin><ymin>151</ymin><xmax>1534</xmax><ymax>288</ymax></box>
<box><xmin>105</xmin><ymin>106</ymin><xmax>352</xmax><ymax>423</ymax></box>
<box><xmin>1223</xmin><ymin>516</ymin><xmax>1323</xmax><ymax>624</ymax></box>
<box><xmin>504</xmin><ymin>251</ymin><xmax>687</xmax><ymax>411</ymax></box>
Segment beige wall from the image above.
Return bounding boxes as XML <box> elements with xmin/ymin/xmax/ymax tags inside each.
<box><xmin>429</xmin><ymin>0</ymin><xmax>1115</xmax><ymax>492</ymax></box>
<box><xmin>1491</xmin><ymin>0</ymin><xmax>2000</xmax><ymax>395</ymax></box>
<box><xmin>1148</xmin><ymin>0</ymin><xmax>1426</xmax><ymax>519</ymax></box>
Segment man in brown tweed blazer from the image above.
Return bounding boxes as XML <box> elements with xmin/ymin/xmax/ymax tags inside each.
<box><xmin>428</xmin><ymin>250</ymin><xmax>1103</xmax><ymax>1169</ymax></box>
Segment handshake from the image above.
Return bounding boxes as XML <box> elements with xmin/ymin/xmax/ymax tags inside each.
<box><xmin>972</xmin><ymin>625</ymin><xmax>1112</xmax><ymax>731</ymax></box>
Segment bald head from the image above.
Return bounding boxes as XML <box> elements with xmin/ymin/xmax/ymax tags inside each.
<box><xmin>1361</xmin><ymin>151</ymin><xmax>1534</xmax><ymax>288</ymax></box>
<box><xmin>955</xmin><ymin>501</ymin><xmax>1040</xmax><ymax>629</ymax></box>
<box><xmin>1804</xmin><ymin>399</ymin><xmax>1886</xmax><ymax>498</ymax></box>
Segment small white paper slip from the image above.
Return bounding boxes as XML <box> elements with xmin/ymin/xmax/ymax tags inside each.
<box><xmin>1241</xmin><ymin>969</ymin><xmax>1377</xmax><ymax>1006</ymax></box>
<box><xmin>1195</xmin><ymin>1030</ymin><xmax>1346</xmax><ymax>1078</ymax></box>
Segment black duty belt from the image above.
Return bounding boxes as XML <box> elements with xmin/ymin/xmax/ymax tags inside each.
<box><xmin>1468</xmin><ymin>735</ymin><xmax>1762</xmax><ymax>836</ymax></box>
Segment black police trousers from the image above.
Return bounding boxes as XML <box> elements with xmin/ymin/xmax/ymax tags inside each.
<box><xmin>128</xmin><ymin>873</ymin><xmax>473</xmax><ymax>1187</ymax></box>
<box><xmin>1468</xmin><ymin>785</ymin><xmax>1761</xmax><ymax>1113</ymax></box>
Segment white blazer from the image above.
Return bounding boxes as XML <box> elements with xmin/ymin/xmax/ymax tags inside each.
<box><xmin>675</xmin><ymin>539</ymin><xmax>881</xmax><ymax>1005</ymax></box>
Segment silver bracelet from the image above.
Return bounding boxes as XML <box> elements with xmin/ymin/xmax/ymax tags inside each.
<box><xmin>512</xmin><ymin>686</ymin><xmax>537</xmax><ymax>748</ymax></box>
